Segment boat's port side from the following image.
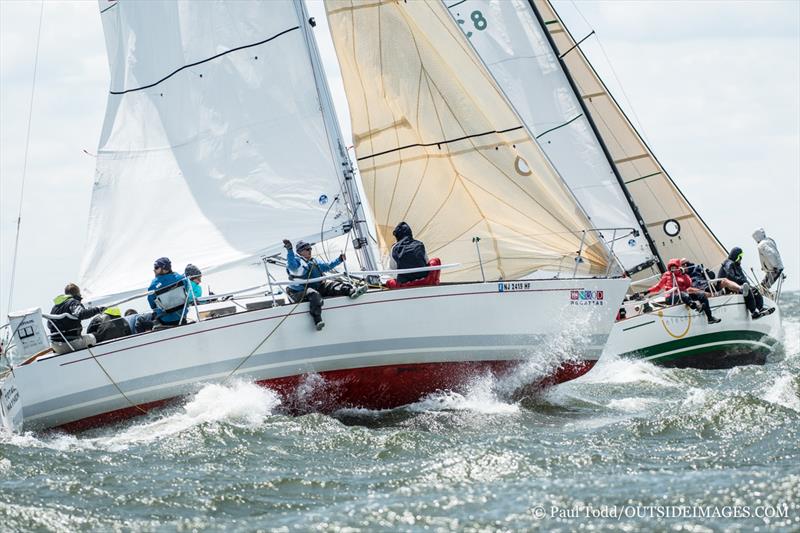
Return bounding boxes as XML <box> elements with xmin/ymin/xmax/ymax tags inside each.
<box><xmin>15</xmin><ymin>278</ymin><xmax>629</xmax><ymax>432</ymax></box>
<box><xmin>606</xmin><ymin>293</ymin><xmax>783</xmax><ymax>370</ymax></box>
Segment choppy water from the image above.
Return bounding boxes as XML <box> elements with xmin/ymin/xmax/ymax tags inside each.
<box><xmin>2</xmin><ymin>293</ymin><xmax>798</xmax><ymax>531</ymax></box>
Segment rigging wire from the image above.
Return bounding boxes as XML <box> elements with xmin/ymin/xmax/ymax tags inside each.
<box><xmin>6</xmin><ymin>0</ymin><xmax>45</xmax><ymax>316</ymax></box>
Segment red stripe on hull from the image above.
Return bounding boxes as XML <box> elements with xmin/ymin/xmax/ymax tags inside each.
<box><xmin>52</xmin><ymin>359</ymin><xmax>595</xmax><ymax>433</ymax></box>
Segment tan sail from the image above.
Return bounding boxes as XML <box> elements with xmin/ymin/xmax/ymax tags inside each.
<box><xmin>325</xmin><ymin>0</ymin><xmax>608</xmax><ymax>281</ymax></box>
<box><xmin>535</xmin><ymin>0</ymin><xmax>727</xmax><ymax>272</ymax></box>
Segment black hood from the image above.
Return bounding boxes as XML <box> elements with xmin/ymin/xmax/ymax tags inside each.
<box><xmin>728</xmin><ymin>246</ymin><xmax>743</xmax><ymax>261</ymax></box>
<box><xmin>392</xmin><ymin>221</ymin><xmax>413</xmax><ymax>241</ymax></box>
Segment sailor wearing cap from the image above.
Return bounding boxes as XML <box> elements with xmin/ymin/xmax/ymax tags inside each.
<box><xmin>147</xmin><ymin>257</ymin><xmax>189</xmax><ymax>327</ymax></box>
<box><xmin>282</xmin><ymin>239</ymin><xmax>366</xmax><ymax>331</ymax></box>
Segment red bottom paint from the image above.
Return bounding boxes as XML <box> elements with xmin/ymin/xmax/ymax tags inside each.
<box><xmin>54</xmin><ymin>359</ymin><xmax>596</xmax><ymax>433</ymax></box>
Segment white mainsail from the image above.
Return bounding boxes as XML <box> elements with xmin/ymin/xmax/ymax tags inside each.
<box><xmin>444</xmin><ymin>0</ymin><xmax>658</xmax><ymax>275</ymax></box>
<box><xmin>80</xmin><ymin>0</ymin><xmax>354</xmax><ymax>298</ymax></box>
<box><xmin>325</xmin><ymin>0</ymin><xmax>609</xmax><ymax>282</ymax></box>
<box><xmin>535</xmin><ymin>0</ymin><xmax>727</xmax><ymax>271</ymax></box>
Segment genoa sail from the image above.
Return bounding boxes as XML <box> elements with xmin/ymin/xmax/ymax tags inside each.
<box><xmin>80</xmin><ymin>0</ymin><xmax>354</xmax><ymax>298</ymax></box>
<box><xmin>444</xmin><ymin>0</ymin><xmax>658</xmax><ymax>275</ymax></box>
<box><xmin>534</xmin><ymin>0</ymin><xmax>727</xmax><ymax>272</ymax></box>
<box><xmin>325</xmin><ymin>0</ymin><xmax>609</xmax><ymax>282</ymax></box>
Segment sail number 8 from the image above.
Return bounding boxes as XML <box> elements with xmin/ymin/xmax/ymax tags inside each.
<box><xmin>456</xmin><ymin>10</ymin><xmax>488</xmax><ymax>38</ymax></box>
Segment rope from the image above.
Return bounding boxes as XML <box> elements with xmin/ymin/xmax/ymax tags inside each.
<box><xmin>224</xmin><ymin>252</ymin><xmax>314</xmax><ymax>381</ymax></box>
<box><xmin>46</xmin><ymin>316</ymin><xmax>147</xmax><ymax>415</ymax></box>
<box><xmin>7</xmin><ymin>0</ymin><xmax>45</xmax><ymax>315</ymax></box>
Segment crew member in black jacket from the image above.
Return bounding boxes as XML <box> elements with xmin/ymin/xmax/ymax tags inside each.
<box><xmin>86</xmin><ymin>307</ymin><xmax>131</xmax><ymax>343</ymax></box>
<box><xmin>388</xmin><ymin>222</ymin><xmax>429</xmax><ymax>284</ymax></box>
<box><xmin>718</xmin><ymin>247</ymin><xmax>774</xmax><ymax>319</ymax></box>
<box><xmin>48</xmin><ymin>283</ymin><xmax>104</xmax><ymax>354</ymax></box>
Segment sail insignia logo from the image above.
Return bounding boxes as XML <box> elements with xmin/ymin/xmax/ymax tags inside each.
<box><xmin>570</xmin><ymin>290</ymin><xmax>604</xmax><ymax>306</ymax></box>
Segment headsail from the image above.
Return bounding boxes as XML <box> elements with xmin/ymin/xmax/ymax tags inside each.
<box><xmin>81</xmin><ymin>0</ymin><xmax>353</xmax><ymax>298</ymax></box>
<box><xmin>325</xmin><ymin>0</ymin><xmax>608</xmax><ymax>281</ymax></box>
<box><xmin>535</xmin><ymin>0</ymin><xmax>727</xmax><ymax>271</ymax></box>
<box><xmin>444</xmin><ymin>0</ymin><xmax>659</xmax><ymax>275</ymax></box>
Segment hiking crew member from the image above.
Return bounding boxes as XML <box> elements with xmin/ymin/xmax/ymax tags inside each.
<box><xmin>647</xmin><ymin>259</ymin><xmax>721</xmax><ymax>324</ymax></box>
<box><xmin>752</xmin><ymin>228</ymin><xmax>784</xmax><ymax>289</ymax></box>
<box><xmin>47</xmin><ymin>283</ymin><xmax>104</xmax><ymax>354</ymax></box>
<box><xmin>283</xmin><ymin>239</ymin><xmax>366</xmax><ymax>331</ymax></box>
<box><xmin>681</xmin><ymin>259</ymin><xmax>716</xmax><ymax>294</ymax></box>
<box><xmin>388</xmin><ymin>222</ymin><xmax>428</xmax><ymax>284</ymax></box>
<box><xmin>718</xmin><ymin>247</ymin><xmax>774</xmax><ymax>319</ymax></box>
<box><xmin>147</xmin><ymin>257</ymin><xmax>188</xmax><ymax>327</ymax></box>
<box><xmin>86</xmin><ymin>307</ymin><xmax>131</xmax><ymax>342</ymax></box>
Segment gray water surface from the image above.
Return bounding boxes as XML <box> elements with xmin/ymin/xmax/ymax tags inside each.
<box><xmin>1</xmin><ymin>292</ymin><xmax>798</xmax><ymax>532</ymax></box>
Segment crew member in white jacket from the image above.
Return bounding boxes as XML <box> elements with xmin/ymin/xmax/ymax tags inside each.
<box><xmin>752</xmin><ymin>228</ymin><xmax>784</xmax><ymax>289</ymax></box>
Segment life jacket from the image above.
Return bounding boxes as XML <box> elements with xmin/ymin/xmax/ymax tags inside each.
<box><xmin>287</xmin><ymin>257</ymin><xmax>325</xmax><ymax>291</ymax></box>
<box><xmin>154</xmin><ymin>279</ymin><xmax>188</xmax><ymax>314</ymax></box>
<box><xmin>392</xmin><ymin>237</ymin><xmax>428</xmax><ymax>283</ymax></box>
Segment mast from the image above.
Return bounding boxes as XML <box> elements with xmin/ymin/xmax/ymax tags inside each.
<box><xmin>294</xmin><ymin>0</ymin><xmax>377</xmax><ymax>271</ymax></box>
<box><xmin>528</xmin><ymin>0</ymin><xmax>665</xmax><ymax>273</ymax></box>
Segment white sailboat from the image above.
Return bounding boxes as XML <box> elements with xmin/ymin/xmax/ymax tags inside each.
<box><xmin>447</xmin><ymin>0</ymin><xmax>783</xmax><ymax>368</ymax></box>
<box><xmin>0</xmin><ymin>0</ymin><xmax>628</xmax><ymax>433</ymax></box>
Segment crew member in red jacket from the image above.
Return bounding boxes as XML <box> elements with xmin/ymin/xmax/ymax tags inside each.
<box><xmin>647</xmin><ymin>258</ymin><xmax>721</xmax><ymax>324</ymax></box>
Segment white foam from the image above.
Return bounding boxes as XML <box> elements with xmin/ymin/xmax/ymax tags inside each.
<box><xmin>682</xmin><ymin>387</ymin><xmax>709</xmax><ymax>409</ymax></box>
<box><xmin>95</xmin><ymin>381</ymin><xmax>281</xmax><ymax>450</ymax></box>
<box><xmin>0</xmin><ymin>381</ymin><xmax>281</xmax><ymax>452</ymax></box>
<box><xmin>578</xmin><ymin>353</ymin><xmax>676</xmax><ymax>387</ymax></box>
<box><xmin>409</xmin><ymin>375</ymin><xmax>519</xmax><ymax>414</ymax></box>
<box><xmin>782</xmin><ymin>321</ymin><xmax>799</xmax><ymax>360</ymax></box>
<box><xmin>606</xmin><ymin>397</ymin><xmax>659</xmax><ymax>412</ymax></box>
<box><xmin>762</xmin><ymin>374</ymin><xmax>800</xmax><ymax>412</ymax></box>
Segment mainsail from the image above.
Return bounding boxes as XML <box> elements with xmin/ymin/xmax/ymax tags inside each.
<box><xmin>325</xmin><ymin>0</ymin><xmax>609</xmax><ymax>281</ymax></box>
<box><xmin>81</xmin><ymin>0</ymin><xmax>356</xmax><ymax>298</ymax></box>
<box><xmin>444</xmin><ymin>0</ymin><xmax>659</xmax><ymax>275</ymax></box>
<box><xmin>534</xmin><ymin>0</ymin><xmax>727</xmax><ymax>271</ymax></box>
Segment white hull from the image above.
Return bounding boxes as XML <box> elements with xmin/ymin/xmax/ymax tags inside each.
<box><xmin>605</xmin><ymin>293</ymin><xmax>783</xmax><ymax>368</ymax></box>
<box><xmin>14</xmin><ymin>278</ymin><xmax>629</xmax><ymax>431</ymax></box>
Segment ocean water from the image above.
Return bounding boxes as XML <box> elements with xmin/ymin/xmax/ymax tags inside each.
<box><xmin>1</xmin><ymin>293</ymin><xmax>798</xmax><ymax>531</ymax></box>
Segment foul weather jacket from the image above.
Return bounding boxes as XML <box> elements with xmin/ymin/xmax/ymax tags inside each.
<box><xmin>753</xmin><ymin>228</ymin><xmax>783</xmax><ymax>273</ymax></box>
<box><xmin>86</xmin><ymin>313</ymin><xmax>131</xmax><ymax>342</ymax></box>
<box><xmin>286</xmin><ymin>249</ymin><xmax>343</xmax><ymax>292</ymax></box>
<box><xmin>147</xmin><ymin>272</ymin><xmax>188</xmax><ymax>324</ymax></box>
<box><xmin>389</xmin><ymin>222</ymin><xmax>429</xmax><ymax>283</ymax></box>
<box><xmin>647</xmin><ymin>259</ymin><xmax>692</xmax><ymax>295</ymax></box>
<box><xmin>47</xmin><ymin>295</ymin><xmax>102</xmax><ymax>341</ymax></box>
<box><xmin>718</xmin><ymin>247</ymin><xmax>747</xmax><ymax>286</ymax></box>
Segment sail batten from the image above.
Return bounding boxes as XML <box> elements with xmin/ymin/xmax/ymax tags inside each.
<box><xmin>444</xmin><ymin>0</ymin><xmax>657</xmax><ymax>274</ymax></box>
<box><xmin>536</xmin><ymin>0</ymin><xmax>727</xmax><ymax>271</ymax></box>
<box><xmin>325</xmin><ymin>0</ymin><xmax>608</xmax><ymax>281</ymax></box>
<box><xmin>81</xmin><ymin>0</ymin><xmax>352</xmax><ymax>298</ymax></box>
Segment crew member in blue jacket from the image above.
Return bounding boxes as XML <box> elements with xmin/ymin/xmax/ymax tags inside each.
<box><xmin>283</xmin><ymin>239</ymin><xmax>366</xmax><ymax>330</ymax></box>
<box><xmin>147</xmin><ymin>257</ymin><xmax>188</xmax><ymax>327</ymax></box>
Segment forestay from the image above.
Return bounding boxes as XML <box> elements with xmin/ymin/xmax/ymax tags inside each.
<box><xmin>444</xmin><ymin>0</ymin><xmax>657</xmax><ymax>274</ymax></box>
<box><xmin>325</xmin><ymin>0</ymin><xmax>608</xmax><ymax>282</ymax></box>
<box><xmin>535</xmin><ymin>0</ymin><xmax>727</xmax><ymax>271</ymax></box>
<box><xmin>81</xmin><ymin>0</ymin><xmax>350</xmax><ymax>298</ymax></box>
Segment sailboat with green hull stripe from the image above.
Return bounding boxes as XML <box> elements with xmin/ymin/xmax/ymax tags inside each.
<box><xmin>446</xmin><ymin>0</ymin><xmax>785</xmax><ymax>369</ymax></box>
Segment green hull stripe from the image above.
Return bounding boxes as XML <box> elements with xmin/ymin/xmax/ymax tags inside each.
<box><xmin>619</xmin><ymin>330</ymin><xmax>779</xmax><ymax>361</ymax></box>
<box><xmin>649</xmin><ymin>341</ymin><xmax>771</xmax><ymax>364</ymax></box>
<box><xmin>622</xmin><ymin>320</ymin><xmax>655</xmax><ymax>332</ymax></box>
